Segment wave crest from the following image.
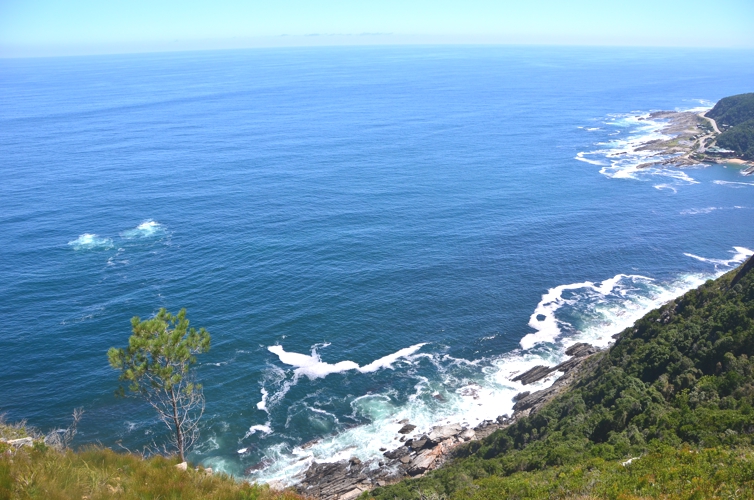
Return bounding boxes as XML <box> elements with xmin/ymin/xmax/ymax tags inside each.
<box><xmin>68</xmin><ymin>233</ymin><xmax>114</xmax><ymax>250</ymax></box>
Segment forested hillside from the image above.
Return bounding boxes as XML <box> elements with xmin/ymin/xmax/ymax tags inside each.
<box><xmin>369</xmin><ymin>257</ymin><xmax>754</xmax><ymax>499</ymax></box>
<box><xmin>706</xmin><ymin>93</ymin><xmax>754</xmax><ymax>160</ymax></box>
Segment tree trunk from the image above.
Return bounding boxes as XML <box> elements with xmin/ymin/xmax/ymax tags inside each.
<box><xmin>170</xmin><ymin>387</ymin><xmax>184</xmax><ymax>461</ymax></box>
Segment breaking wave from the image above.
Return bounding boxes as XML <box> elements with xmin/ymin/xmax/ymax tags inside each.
<box><xmin>67</xmin><ymin>233</ymin><xmax>114</xmax><ymax>250</ymax></box>
<box><xmin>215</xmin><ymin>246</ymin><xmax>753</xmax><ymax>486</ymax></box>
<box><xmin>121</xmin><ymin>220</ymin><xmax>165</xmax><ymax>239</ymax></box>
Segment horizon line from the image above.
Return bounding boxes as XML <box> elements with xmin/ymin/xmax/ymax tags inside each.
<box><xmin>3</xmin><ymin>34</ymin><xmax>754</xmax><ymax>60</ymax></box>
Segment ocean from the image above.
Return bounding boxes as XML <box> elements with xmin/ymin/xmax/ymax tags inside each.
<box><xmin>1</xmin><ymin>45</ymin><xmax>753</xmax><ymax>482</ymax></box>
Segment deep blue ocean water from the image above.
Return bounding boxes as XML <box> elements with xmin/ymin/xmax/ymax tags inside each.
<box><xmin>1</xmin><ymin>45</ymin><xmax>754</xmax><ymax>481</ymax></box>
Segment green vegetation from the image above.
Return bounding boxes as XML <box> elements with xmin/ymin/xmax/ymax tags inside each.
<box><xmin>369</xmin><ymin>257</ymin><xmax>754</xmax><ymax>499</ymax></box>
<box><xmin>717</xmin><ymin>120</ymin><xmax>754</xmax><ymax>160</ymax></box>
<box><xmin>0</xmin><ymin>440</ymin><xmax>302</xmax><ymax>500</ymax></box>
<box><xmin>706</xmin><ymin>93</ymin><xmax>754</xmax><ymax>129</ymax></box>
<box><xmin>108</xmin><ymin>308</ymin><xmax>211</xmax><ymax>461</ymax></box>
<box><xmin>706</xmin><ymin>93</ymin><xmax>754</xmax><ymax>160</ymax></box>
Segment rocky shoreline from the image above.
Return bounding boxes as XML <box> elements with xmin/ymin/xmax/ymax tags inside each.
<box><xmin>294</xmin><ymin>343</ymin><xmax>603</xmax><ymax>500</ymax></box>
<box><xmin>634</xmin><ymin>111</ymin><xmax>753</xmax><ymax>171</ymax></box>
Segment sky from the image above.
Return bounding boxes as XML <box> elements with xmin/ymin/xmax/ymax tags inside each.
<box><xmin>1</xmin><ymin>0</ymin><xmax>753</xmax><ymax>57</ymax></box>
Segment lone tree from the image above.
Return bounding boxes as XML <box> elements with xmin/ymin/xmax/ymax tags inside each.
<box><xmin>108</xmin><ymin>308</ymin><xmax>210</xmax><ymax>461</ymax></box>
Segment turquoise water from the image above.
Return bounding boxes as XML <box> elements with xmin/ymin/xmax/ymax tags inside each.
<box><xmin>1</xmin><ymin>46</ymin><xmax>754</xmax><ymax>481</ymax></box>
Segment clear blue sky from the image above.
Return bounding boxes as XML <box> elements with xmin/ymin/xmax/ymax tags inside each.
<box><xmin>1</xmin><ymin>0</ymin><xmax>753</xmax><ymax>57</ymax></box>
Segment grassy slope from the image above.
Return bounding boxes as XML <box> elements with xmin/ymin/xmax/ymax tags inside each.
<box><xmin>369</xmin><ymin>257</ymin><xmax>754</xmax><ymax>499</ymax></box>
<box><xmin>0</xmin><ymin>442</ymin><xmax>302</xmax><ymax>500</ymax></box>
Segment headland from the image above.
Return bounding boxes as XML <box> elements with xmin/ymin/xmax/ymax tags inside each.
<box><xmin>634</xmin><ymin>93</ymin><xmax>754</xmax><ymax>174</ymax></box>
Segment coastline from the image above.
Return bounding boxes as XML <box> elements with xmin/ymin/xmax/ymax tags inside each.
<box><xmin>633</xmin><ymin>110</ymin><xmax>754</xmax><ymax>172</ymax></box>
<box><xmin>294</xmin><ymin>343</ymin><xmax>604</xmax><ymax>500</ymax></box>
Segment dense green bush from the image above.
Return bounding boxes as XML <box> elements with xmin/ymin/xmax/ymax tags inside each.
<box><xmin>706</xmin><ymin>93</ymin><xmax>754</xmax><ymax>128</ymax></box>
<box><xmin>706</xmin><ymin>93</ymin><xmax>754</xmax><ymax>159</ymax></box>
<box><xmin>717</xmin><ymin>119</ymin><xmax>754</xmax><ymax>159</ymax></box>
<box><xmin>369</xmin><ymin>258</ymin><xmax>754</xmax><ymax>499</ymax></box>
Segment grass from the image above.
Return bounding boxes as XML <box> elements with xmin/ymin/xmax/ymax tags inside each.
<box><xmin>0</xmin><ymin>440</ymin><xmax>302</xmax><ymax>500</ymax></box>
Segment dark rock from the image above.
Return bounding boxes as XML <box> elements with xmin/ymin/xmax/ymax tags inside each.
<box><xmin>512</xmin><ymin>365</ymin><xmax>554</xmax><ymax>385</ymax></box>
<box><xmin>383</xmin><ymin>446</ymin><xmax>410</xmax><ymax>459</ymax></box>
<box><xmin>553</xmin><ymin>357</ymin><xmax>582</xmax><ymax>373</ymax></box>
<box><xmin>512</xmin><ymin>391</ymin><xmax>530</xmax><ymax>402</ymax></box>
<box><xmin>406</xmin><ymin>436</ymin><xmax>435</xmax><ymax>451</ymax></box>
<box><xmin>349</xmin><ymin>457</ymin><xmax>361</xmax><ymax>466</ymax></box>
<box><xmin>565</xmin><ymin>342</ymin><xmax>596</xmax><ymax>357</ymax></box>
<box><xmin>244</xmin><ymin>458</ymin><xmax>272</xmax><ymax>474</ymax></box>
<box><xmin>398</xmin><ymin>424</ymin><xmax>416</xmax><ymax>434</ymax></box>
<box><xmin>496</xmin><ymin>414</ymin><xmax>509</xmax><ymax>424</ymax></box>
<box><xmin>432</xmin><ymin>393</ymin><xmax>446</xmax><ymax>402</ymax></box>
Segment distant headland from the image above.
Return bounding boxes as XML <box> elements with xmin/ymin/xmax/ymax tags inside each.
<box><xmin>635</xmin><ymin>92</ymin><xmax>754</xmax><ymax>174</ymax></box>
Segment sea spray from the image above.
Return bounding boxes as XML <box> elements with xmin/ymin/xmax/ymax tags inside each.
<box><xmin>242</xmin><ymin>246</ymin><xmax>753</xmax><ymax>485</ymax></box>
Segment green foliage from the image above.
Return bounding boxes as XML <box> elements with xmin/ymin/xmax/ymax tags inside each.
<box><xmin>0</xmin><ymin>444</ymin><xmax>303</xmax><ymax>500</ymax></box>
<box><xmin>705</xmin><ymin>93</ymin><xmax>754</xmax><ymax>160</ymax></box>
<box><xmin>370</xmin><ymin>257</ymin><xmax>754</xmax><ymax>499</ymax></box>
<box><xmin>706</xmin><ymin>92</ymin><xmax>754</xmax><ymax>128</ymax></box>
<box><xmin>108</xmin><ymin>308</ymin><xmax>210</xmax><ymax>395</ymax></box>
<box><xmin>108</xmin><ymin>308</ymin><xmax>211</xmax><ymax>460</ymax></box>
<box><xmin>717</xmin><ymin>119</ymin><xmax>754</xmax><ymax>160</ymax></box>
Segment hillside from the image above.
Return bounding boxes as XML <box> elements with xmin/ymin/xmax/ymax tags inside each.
<box><xmin>0</xmin><ymin>433</ymin><xmax>303</xmax><ymax>500</ymax></box>
<box><xmin>368</xmin><ymin>256</ymin><xmax>754</xmax><ymax>499</ymax></box>
<box><xmin>706</xmin><ymin>93</ymin><xmax>754</xmax><ymax>160</ymax></box>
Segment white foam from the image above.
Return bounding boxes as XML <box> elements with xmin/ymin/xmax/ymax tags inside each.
<box><xmin>681</xmin><ymin>206</ymin><xmax>749</xmax><ymax>215</ymax></box>
<box><xmin>267</xmin><ymin>343</ymin><xmax>426</xmax><ymax>380</ymax></box>
<box><xmin>684</xmin><ymin>246</ymin><xmax>753</xmax><ymax>267</ymax></box>
<box><xmin>268</xmin><ymin>345</ymin><xmax>359</xmax><ymax>380</ymax></box>
<box><xmin>359</xmin><ymin>344</ymin><xmax>427</xmax><ymax>373</ymax></box>
<box><xmin>714</xmin><ymin>180</ymin><xmax>754</xmax><ymax>187</ymax></box>
<box><xmin>68</xmin><ymin>233</ymin><xmax>114</xmax><ymax>250</ymax></box>
<box><xmin>244</xmin><ymin>424</ymin><xmax>273</xmax><ymax>439</ymax></box>
<box><xmin>223</xmin><ymin>247</ymin><xmax>753</xmax><ymax>485</ymax></box>
<box><xmin>654</xmin><ymin>184</ymin><xmax>677</xmax><ymax>193</ymax></box>
<box><xmin>257</xmin><ymin>388</ymin><xmax>269</xmax><ymax>412</ymax></box>
<box><xmin>575</xmin><ymin>152</ymin><xmax>605</xmax><ymax>165</ymax></box>
<box><xmin>521</xmin><ymin>274</ymin><xmax>652</xmax><ymax>350</ymax></box>
<box><xmin>121</xmin><ymin>220</ymin><xmax>165</xmax><ymax>239</ymax></box>
<box><xmin>581</xmin><ymin>111</ymin><xmax>703</xmax><ymax>188</ymax></box>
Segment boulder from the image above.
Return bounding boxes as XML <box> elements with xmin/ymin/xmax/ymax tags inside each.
<box><xmin>428</xmin><ymin>423</ymin><xmax>462</xmax><ymax>441</ymax></box>
<box><xmin>383</xmin><ymin>446</ymin><xmax>410</xmax><ymax>460</ymax></box>
<box><xmin>397</xmin><ymin>424</ymin><xmax>416</xmax><ymax>434</ymax></box>
<box><xmin>406</xmin><ymin>436</ymin><xmax>436</xmax><ymax>451</ymax></box>
<box><xmin>512</xmin><ymin>391</ymin><xmax>530</xmax><ymax>402</ymax></box>
<box><xmin>341</xmin><ymin>488</ymin><xmax>365</xmax><ymax>500</ymax></box>
<box><xmin>408</xmin><ymin>447</ymin><xmax>440</xmax><ymax>476</ymax></box>
<box><xmin>565</xmin><ymin>342</ymin><xmax>596</xmax><ymax>357</ymax></box>
<box><xmin>512</xmin><ymin>365</ymin><xmax>554</xmax><ymax>385</ymax></box>
<box><xmin>459</xmin><ymin>429</ymin><xmax>476</xmax><ymax>441</ymax></box>
<box><xmin>175</xmin><ymin>462</ymin><xmax>188</xmax><ymax>471</ymax></box>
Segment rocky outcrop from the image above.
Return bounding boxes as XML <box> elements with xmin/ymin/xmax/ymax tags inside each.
<box><xmin>294</xmin><ymin>343</ymin><xmax>602</xmax><ymax>499</ymax></box>
<box><xmin>295</xmin><ymin>423</ymin><xmax>472</xmax><ymax>499</ymax></box>
<box><xmin>512</xmin><ymin>343</ymin><xmax>599</xmax><ymax>385</ymax></box>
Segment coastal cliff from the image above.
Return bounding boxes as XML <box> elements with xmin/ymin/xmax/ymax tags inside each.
<box><xmin>366</xmin><ymin>254</ymin><xmax>754</xmax><ymax>499</ymax></box>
